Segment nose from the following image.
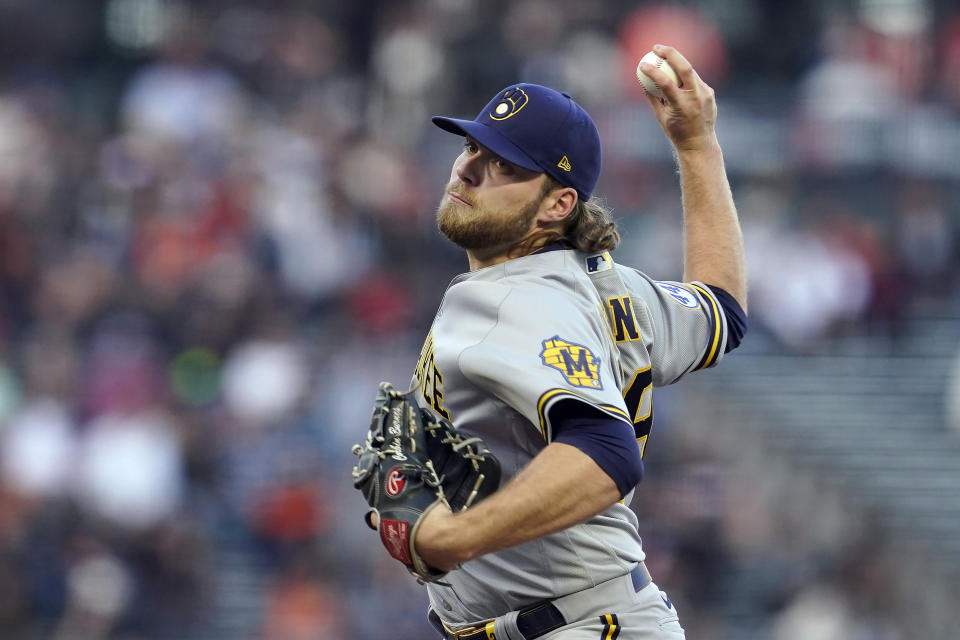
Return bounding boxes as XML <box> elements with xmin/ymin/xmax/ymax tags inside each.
<box><xmin>454</xmin><ymin>151</ymin><xmax>480</xmax><ymax>186</ymax></box>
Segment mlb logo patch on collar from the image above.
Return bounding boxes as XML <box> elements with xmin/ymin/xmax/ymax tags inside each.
<box><xmin>586</xmin><ymin>252</ymin><xmax>613</xmax><ymax>273</ymax></box>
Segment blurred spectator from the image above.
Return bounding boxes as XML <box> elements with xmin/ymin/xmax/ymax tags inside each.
<box><xmin>770</xmin><ymin>584</ymin><xmax>866</xmax><ymax>640</ymax></box>
<box><xmin>1</xmin><ymin>398</ymin><xmax>75</xmax><ymax>500</ymax></box>
<box><xmin>261</xmin><ymin>568</ymin><xmax>344</xmax><ymax>640</ymax></box>
<box><xmin>53</xmin><ymin>548</ymin><xmax>133</xmax><ymax>640</ymax></box>
<box><xmin>892</xmin><ymin>180</ymin><xmax>956</xmax><ymax>298</ymax></box>
<box><xmin>75</xmin><ymin>409</ymin><xmax>183</xmax><ymax>530</ymax></box>
<box><xmin>368</xmin><ymin>11</ymin><xmax>445</xmax><ymax>149</ymax></box>
<box><xmin>948</xmin><ymin>346</ymin><xmax>960</xmax><ymax>435</ymax></box>
<box><xmin>939</xmin><ymin>13</ymin><xmax>960</xmax><ymax>108</ymax></box>
<box><xmin>739</xmin><ymin>182</ymin><xmax>874</xmax><ymax>349</ymax></box>
<box><xmin>120</xmin><ymin>6</ymin><xmax>246</xmax><ymax>147</ymax></box>
<box><xmin>221</xmin><ymin>337</ymin><xmax>307</xmax><ymax>428</ymax></box>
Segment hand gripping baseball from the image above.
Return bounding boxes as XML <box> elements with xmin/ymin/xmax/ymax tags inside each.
<box><xmin>638</xmin><ymin>44</ymin><xmax>718</xmax><ymax>152</ymax></box>
<box><xmin>351</xmin><ymin>382</ymin><xmax>501</xmax><ymax>582</ymax></box>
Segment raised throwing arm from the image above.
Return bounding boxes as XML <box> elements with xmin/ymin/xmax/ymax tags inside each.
<box><xmin>640</xmin><ymin>44</ymin><xmax>748</xmax><ymax>312</ymax></box>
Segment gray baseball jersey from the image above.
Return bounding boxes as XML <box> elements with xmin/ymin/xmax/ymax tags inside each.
<box><xmin>411</xmin><ymin>247</ymin><xmax>729</xmax><ymax>625</ymax></box>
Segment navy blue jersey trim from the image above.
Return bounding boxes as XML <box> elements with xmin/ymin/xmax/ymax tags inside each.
<box><xmin>706</xmin><ymin>285</ymin><xmax>747</xmax><ymax>352</ymax></box>
<box><xmin>550</xmin><ymin>402</ymin><xmax>644</xmax><ymax>497</ymax></box>
<box><xmin>536</xmin><ymin>389</ymin><xmax>631</xmax><ymax>441</ymax></box>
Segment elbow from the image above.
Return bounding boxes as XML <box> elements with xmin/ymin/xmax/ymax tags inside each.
<box><xmin>553</xmin><ymin>420</ymin><xmax>646</xmax><ymax>499</ymax></box>
<box><xmin>705</xmin><ymin>284</ymin><xmax>749</xmax><ymax>353</ymax></box>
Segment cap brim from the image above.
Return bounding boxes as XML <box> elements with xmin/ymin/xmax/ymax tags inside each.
<box><xmin>431</xmin><ymin>116</ymin><xmax>543</xmax><ymax>174</ymax></box>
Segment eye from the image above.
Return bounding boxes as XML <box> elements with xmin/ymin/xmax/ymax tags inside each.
<box><xmin>463</xmin><ymin>139</ymin><xmax>478</xmax><ymax>154</ymax></box>
<box><xmin>494</xmin><ymin>157</ymin><xmax>514</xmax><ymax>174</ymax></box>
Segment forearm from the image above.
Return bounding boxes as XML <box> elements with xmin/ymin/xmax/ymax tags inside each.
<box><xmin>637</xmin><ymin>44</ymin><xmax>748</xmax><ymax>312</ymax></box>
<box><xmin>415</xmin><ymin>442</ymin><xmax>620</xmax><ymax>570</ymax></box>
<box><xmin>678</xmin><ymin>138</ymin><xmax>747</xmax><ymax>312</ymax></box>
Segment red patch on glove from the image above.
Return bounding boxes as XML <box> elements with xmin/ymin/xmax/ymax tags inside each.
<box><xmin>379</xmin><ymin>518</ymin><xmax>411</xmax><ymax>564</ymax></box>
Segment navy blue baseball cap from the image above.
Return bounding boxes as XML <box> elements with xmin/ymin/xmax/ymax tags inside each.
<box><xmin>432</xmin><ymin>83</ymin><xmax>602</xmax><ymax>201</ymax></box>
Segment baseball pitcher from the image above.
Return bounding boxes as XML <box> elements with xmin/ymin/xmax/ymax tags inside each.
<box><xmin>353</xmin><ymin>44</ymin><xmax>747</xmax><ymax>640</ymax></box>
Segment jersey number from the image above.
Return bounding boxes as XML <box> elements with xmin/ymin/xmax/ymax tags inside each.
<box><xmin>622</xmin><ymin>367</ymin><xmax>653</xmax><ymax>457</ymax></box>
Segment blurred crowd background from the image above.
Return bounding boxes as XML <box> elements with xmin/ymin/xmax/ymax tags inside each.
<box><xmin>1</xmin><ymin>0</ymin><xmax>959</xmax><ymax>638</ymax></box>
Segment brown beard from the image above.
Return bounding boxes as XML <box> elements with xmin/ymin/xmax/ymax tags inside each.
<box><xmin>436</xmin><ymin>185</ymin><xmax>543</xmax><ymax>252</ymax></box>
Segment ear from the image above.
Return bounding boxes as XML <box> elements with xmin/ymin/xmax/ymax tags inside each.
<box><xmin>537</xmin><ymin>186</ymin><xmax>578</xmax><ymax>224</ymax></box>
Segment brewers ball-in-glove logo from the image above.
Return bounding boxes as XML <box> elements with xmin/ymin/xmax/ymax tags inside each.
<box><xmin>489</xmin><ymin>88</ymin><xmax>528</xmax><ymax>120</ymax></box>
<box><xmin>539</xmin><ymin>336</ymin><xmax>603</xmax><ymax>389</ymax></box>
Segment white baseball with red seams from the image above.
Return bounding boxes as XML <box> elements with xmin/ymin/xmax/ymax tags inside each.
<box><xmin>635</xmin><ymin>51</ymin><xmax>680</xmax><ymax>99</ymax></box>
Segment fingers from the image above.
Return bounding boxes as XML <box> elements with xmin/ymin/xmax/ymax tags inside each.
<box><xmin>641</xmin><ymin>86</ymin><xmax>667</xmax><ymax>113</ymax></box>
<box><xmin>651</xmin><ymin>44</ymin><xmax>700</xmax><ymax>90</ymax></box>
<box><xmin>636</xmin><ymin>44</ymin><xmax>719</xmax><ymax>151</ymax></box>
<box><xmin>638</xmin><ymin>61</ymin><xmax>682</xmax><ymax>104</ymax></box>
<box><xmin>638</xmin><ymin>44</ymin><xmax>710</xmax><ymax>106</ymax></box>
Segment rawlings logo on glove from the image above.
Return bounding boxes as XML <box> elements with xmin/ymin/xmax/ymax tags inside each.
<box><xmin>351</xmin><ymin>382</ymin><xmax>501</xmax><ymax>582</ymax></box>
<box><xmin>385</xmin><ymin>468</ymin><xmax>406</xmax><ymax>496</ymax></box>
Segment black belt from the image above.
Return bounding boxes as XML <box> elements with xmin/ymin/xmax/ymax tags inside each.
<box><xmin>429</xmin><ymin>562</ymin><xmax>652</xmax><ymax>640</ymax></box>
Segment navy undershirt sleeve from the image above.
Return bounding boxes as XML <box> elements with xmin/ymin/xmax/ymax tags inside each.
<box><xmin>706</xmin><ymin>285</ymin><xmax>748</xmax><ymax>353</ymax></box>
<box><xmin>548</xmin><ymin>400</ymin><xmax>643</xmax><ymax>498</ymax></box>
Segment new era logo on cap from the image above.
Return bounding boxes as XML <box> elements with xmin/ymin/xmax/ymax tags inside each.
<box><xmin>432</xmin><ymin>83</ymin><xmax>602</xmax><ymax>200</ymax></box>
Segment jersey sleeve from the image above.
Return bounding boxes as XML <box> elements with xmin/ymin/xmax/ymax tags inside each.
<box><xmin>454</xmin><ymin>284</ymin><xmax>631</xmax><ymax>442</ymax></box>
<box><xmin>625</xmin><ymin>271</ymin><xmax>729</xmax><ymax>387</ymax></box>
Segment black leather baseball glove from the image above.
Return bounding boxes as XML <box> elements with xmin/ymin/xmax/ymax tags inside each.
<box><xmin>351</xmin><ymin>382</ymin><xmax>501</xmax><ymax>582</ymax></box>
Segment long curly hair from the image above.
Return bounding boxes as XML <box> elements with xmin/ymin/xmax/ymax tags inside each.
<box><xmin>510</xmin><ymin>176</ymin><xmax>620</xmax><ymax>257</ymax></box>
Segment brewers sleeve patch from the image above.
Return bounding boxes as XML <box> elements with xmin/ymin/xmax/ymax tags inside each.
<box><xmin>539</xmin><ymin>335</ymin><xmax>603</xmax><ymax>390</ymax></box>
